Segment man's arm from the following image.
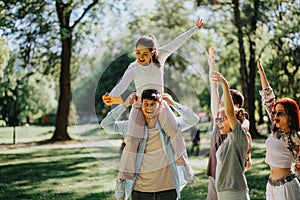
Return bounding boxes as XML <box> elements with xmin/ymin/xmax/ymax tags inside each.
<box><xmin>101</xmin><ymin>92</ymin><xmax>136</xmax><ymax>136</ymax></box>
<box><xmin>162</xmin><ymin>93</ymin><xmax>199</xmax><ymax>131</ymax></box>
<box><xmin>100</xmin><ymin>105</ymin><xmax>129</xmax><ymax>136</ymax></box>
<box><xmin>171</xmin><ymin>102</ymin><xmax>199</xmax><ymax>132</ymax></box>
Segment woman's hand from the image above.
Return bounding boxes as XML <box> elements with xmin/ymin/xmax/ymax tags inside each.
<box><xmin>257</xmin><ymin>58</ymin><xmax>271</xmax><ymax>90</ymax></box>
<box><xmin>102</xmin><ymin>93</ymin><xmax>112</xmax><ymax>106</ymax></box>
<box><xmin>102</xmin><ymin>93</ymin><xmax>123</xmax><ymax>106</ymax></box>
<box><xmin>210</xmin><ymin>71</ymin><xmax>227</xmax><ymax>85</ymax></box>
<box><xmin>257</xmin><ymin>59</ymin><xmax>265</xmax><ymax>75</ymax></box>
<box><xmin>195</xmin><ymin>18</ymin><xmax>204</xmax><ymax>29</ymax></box>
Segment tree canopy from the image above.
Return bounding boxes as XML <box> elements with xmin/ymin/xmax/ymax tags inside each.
<box><xmin>1</xmin><ymin>0</ymin><xmax>299</xmax><ymax>140</ymax></box>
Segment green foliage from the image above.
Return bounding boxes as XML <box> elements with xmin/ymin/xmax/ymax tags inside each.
<box><xmin>194</xmin><ymin>0</ymin><xmax>299</xmax><ymax>136</ymax></box>
<box><xmin>197</xmin><ymin>87</ymin><xmax>211</xmax><ymax>112</ymax></box>
<box><xmin>0</xmin><ymin>55</ymin><xmax>57</xmax><ymax>125</ymax></box>
<box><xmin>258</xmin><ymin>0</ymin><xmax>300</xmax><ymax>104</ymax></box>
<box><xmin>1</xmin><ymin>0</ymin><xmax>105</xmax><ymax>80</ymax></box>
<box><xmin>95</xmin><ymin>53</ymin><xmax>135</xmax><ymax>116</ymax></box>
<box><xmin>1</xmin><ymin>0</ymin><xmax>54</xmax><ymax>70</ymax></box>
<box><xmin>1</xmin><ymin>1</ymin><xmax>105</xmax><ymax>138</ymax></box>
<box><xmin>1</xmin><ymin>0</ymin><xmax>298</xmax><ymax>133</ymax></box>
<box><xmin>196</xmin><ymin>0</ymin><xmax>299</xmax><ymax>99</ymax></box>
<box><xmin>0</xmin><ymin>35</ymin><xmax>9</xmax><ymax>73</ymax></box>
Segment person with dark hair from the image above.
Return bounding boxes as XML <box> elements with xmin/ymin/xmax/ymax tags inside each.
<box><xmin>206</xmin><ymin>48</ymin><xmax>252</xmax><ymax>200</ymax></box>
<box><xmin>228</xmin><ymin>89</ymin><xmax>244</xmax><ymax>108</ymax></box>
<box><xmin>258</xmin><ymin>59</ymin><xmax>300</xmax><ymax>200</ymax></box>
<box><xmin>101</xmin><ymin>90</ymin><xmax>199</xmax><ymax>200</ymax></box>
<box><xmin>102</xmin><ymin>18</ymin><xmax>204</xmax><ymax>200</ymax></box>
<box><xmin>210</xmin><ymin>70</ymin><xmax>250</xmax><ymax>200</ymax></box>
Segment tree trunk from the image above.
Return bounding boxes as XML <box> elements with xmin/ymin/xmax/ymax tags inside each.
<box><xmin>232</xmin><ymin>0</ymin><xmax>260</xmax><ymax>137</ymax></box>
<box><xmin>232</xmin><ymin>0</ymin><xmax>248</xmax><ymax>103</ymax></box>
<box><xmin>257</xmin><ymin>101</ymin><xmax>264</xmax><ymax>125</ymax></box>
<box><xmin>248</xmin><ymin>39</ymin><xmax>258</xmax><ymax>137</ymax></box>
<box><xmin>51</xmin><ymin>1</ymin><xmax>72</xmax><ymax>141</ymax></box>
<box><xmin>51</xmin><ymin>0</ymin><xmax>99</xmax><ymax>141</ymax></box>
<box><xmin>51</xmin><ymin>36</ymin><xmax>72</xmax><ymax>141</ymax></box>
<box><xmin>247</xmin><ymin>0</ymin><xmax>260</xmax><ymax>137</ymax></box>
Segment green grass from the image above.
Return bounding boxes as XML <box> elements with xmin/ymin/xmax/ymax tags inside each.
<box><xmin>0</xmin><ymin>124</ymin><xmax>268</xmax><ymax>199</ymax></box>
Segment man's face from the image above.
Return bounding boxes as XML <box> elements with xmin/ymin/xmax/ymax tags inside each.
<box><xmin>141</xmin><ymin>99</ymin><xmax>161</xmax><ymax>119</ymax></box>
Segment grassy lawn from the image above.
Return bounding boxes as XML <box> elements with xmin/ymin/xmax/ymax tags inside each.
<box><xmin>0</xmin><ymin>123</ymin><xmax>268</xmax><ymax>199</ymax></box>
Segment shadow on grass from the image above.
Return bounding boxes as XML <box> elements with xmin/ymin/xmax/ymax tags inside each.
<box><xmin>75</xmin><ymin>125</ymin><xmax>122</xmax><ymax>141</ymax></box>
<box><xmin>0</xmin><ymin>146</ymin><xmax>119</xmax><ymax>200</ymax></box>
<box><xmin>0</xmin><ymin>129</ymin><xmax>271</xmax><ymax>200</ymax></box>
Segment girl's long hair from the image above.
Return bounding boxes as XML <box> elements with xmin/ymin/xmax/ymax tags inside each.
<box><xmin>236</xmin><ymin>108</ymin><xmax>248</xmax><ymax>124</ymax></box>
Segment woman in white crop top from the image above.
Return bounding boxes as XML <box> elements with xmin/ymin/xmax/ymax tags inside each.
<box><xmin>258</xmin><ymin>59</ymin><xmax>300</xmax><ymax>200</ymax></box>
<box><xmin>102</xmin><ymin>18</ymin><xmax>204</xmax><ymax>200</ymax></box>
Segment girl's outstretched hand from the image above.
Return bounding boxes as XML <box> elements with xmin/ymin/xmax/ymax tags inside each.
<box><xmin>102</xmin><ymin>93</ymin><xmax>124</xmax><ymax>106</ymax></box>
<box><xmin>102</xmin><ymin>93</ymin><xmax>112</xmax><ymax>106</ymax></box>
<box><xmin>195</xmin><ymin>18</ymin><xmax>204</xmax><ymax>29</ymax></box>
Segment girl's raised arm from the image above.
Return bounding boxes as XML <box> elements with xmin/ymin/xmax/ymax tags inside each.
<box><xmin>210</xmin><ymin>71</ymin><xmax>237</xmax><ymax>130</ymax></box>
<box><xmin>159</xmin><ymin>18</ymin><xmax>204</xmax><ymax>63</ymax></box>
<box><xmin>257</xmin><ymin>59</ymin><xmax>270</xmax><ymax>90</ymax></box>
<box><xmin>208</xmin><ymin>47</ymin><xmax>219</xmax><ymax>123</ymax></box>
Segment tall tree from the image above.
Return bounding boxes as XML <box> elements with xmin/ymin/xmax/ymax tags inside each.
<box><xmin>232</xmin><ymin>0</ymin><xmax>260</xmax><ymax>137</ymax></box>
<box><xmin>1</xmin><ymin>1</ymin><xmax>103</xmax><ymax>141</ymax></box>
<box><xmin>259</xmin><ymin>1</ymin><xmax>300</xmax><ymax>104</ymax></box>
<box><xmin>52</xmin><ymin>0</ymin><xmax>99</xmax><ymax>141</ymax></box>
<box><xmin>195</xmin><ymin>0</ymin><xmax>261</xmax><ymax>136</ymax></box>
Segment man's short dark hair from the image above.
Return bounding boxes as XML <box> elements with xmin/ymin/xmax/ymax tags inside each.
<box><xmin>141</xmin><ymin>89</ymin><xmax>162</xmax><ymax>102</ymax></box>
<box><xmin>230</xmin><ymin>89</ymin><xmax>244</xmax><ymax>108</ymax></box>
